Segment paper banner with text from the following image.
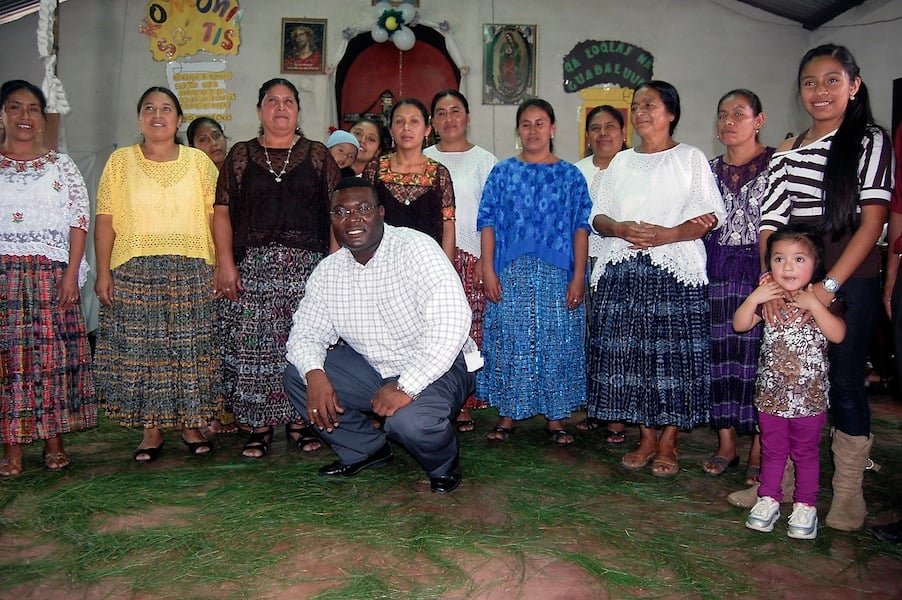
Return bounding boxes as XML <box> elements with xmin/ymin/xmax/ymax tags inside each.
<box><xmin>141</xmin><ymin>0</ymin><xmax>242</xmax><ymax>61</ymax></box>
<box><xmin>563</xmin><ymin>40</ymin><xmax>653</xmax><ymax>93</ymax></box>
<box><xmin>166</xmin><ymin>60</ymin><xmax>235</xmax><ymax>124</ymax></box>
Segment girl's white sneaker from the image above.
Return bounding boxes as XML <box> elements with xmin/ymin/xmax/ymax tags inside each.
<box><xmin>746</xmin><ymin>496</ymin><xmax>780</xmax><ymax>532</ymax></box>
<box><xmin>787</xmin><ymin>502</ymin><xmax>818</xmax><ymax>539</ymax></box>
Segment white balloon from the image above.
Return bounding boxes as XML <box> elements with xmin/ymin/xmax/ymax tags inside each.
<box><xmin>393</xmin><ymin>25</ymin><xmax>416</xmax><ymax>51</ymax></box>
<box><xmin>399</xmin><ymin>3</ymin><xmax>416</xmax><ymax>22</ymax></box>
<box><xmin>375</xmin><ymin>1</ymin><xmax>392</xmax><ymax>13</ymax></box>
<box><xmin>371</xmin><ymin>25</ymin><xmax>389</xmax><ymax>43</ymax></box>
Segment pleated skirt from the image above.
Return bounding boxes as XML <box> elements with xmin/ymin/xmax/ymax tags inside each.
<box><xmin>219</xmin><ymin>244</ymin><xmax>323</xmax><ymax>427</ymax></box>
<box><xmin>586</xmin><ymin>254</ymin><xmax>710</xmax><ymax>429</ymax></box>
<box><xmin>95</xmin><ymin>255</ymin><xmax>218</xmax><ymax>429</ymax></box>
<box><xmin>454</xmin><ymin>247</ymin><xmax>488</xmax><ymax>409</ymax></box>
<box><xmin>1</xmin><ymin>255</ymin><xmax>95</xmax><ymax>443</ymax></box>
<box><xmin>707</xmin><ymin>243</ymin><xmax>759</xmax><ymax>433</ymax></box>
<box><xmin>477</xmin><ymin>255</ymin><xmax>585</xmax><ymax>421</ymax></box>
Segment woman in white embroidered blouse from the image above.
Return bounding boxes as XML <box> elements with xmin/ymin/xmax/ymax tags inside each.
<box><xmin>424</xmin><ymin>89</ymin><xmax>498</xmax><ymax>432</ymax></box>
<box><xmin>0</xmin><ymin>80</ymin><xmax>95</xmax><ymax>477</ymax></box>
<box><xmin>586</xmin><ymin>81</ymin><xmax>725</xmax><ymax>477</ymax></box>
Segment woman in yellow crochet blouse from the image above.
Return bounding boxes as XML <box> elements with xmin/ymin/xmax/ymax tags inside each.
<box><xmin>94</xmin><ymin>87</ymin><xmax>220</xmax><ymax>462</ymax></box>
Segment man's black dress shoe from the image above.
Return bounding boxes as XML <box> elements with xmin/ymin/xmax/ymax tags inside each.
<box><xmin>317</xmin><ymin>442</ymin><xmax>393</xmax><ymax>476</ymax></box>
<box><xmin>429</xmin><ymin>454</ymin><xmax>461</xmax><ymax>493</ymax></box>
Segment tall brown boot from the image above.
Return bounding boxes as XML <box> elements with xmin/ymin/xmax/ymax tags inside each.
<box><xmin>825</xmin><ymin>431</ymin><xmax>872</xmax><ymax>531</ymax></box>
<box><xmin>727</xmin><ymin>459</ymin><xmax>795</xmax><ymax>508</ymax></box>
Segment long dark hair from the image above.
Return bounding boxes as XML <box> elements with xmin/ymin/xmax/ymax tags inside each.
<box><xmin>798</xmin><ymin>44</ymin><xmax>877</xmax><ymax>240</ymax></box>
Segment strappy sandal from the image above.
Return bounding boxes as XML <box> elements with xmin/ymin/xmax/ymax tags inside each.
<box><xmin>651</xmin><ymin>445</ymin><xmax>680</xmax><ymax>477</ymax></box>
<box><xmin>242</xmin><ymin>428</ymin><xmax>274</xmax><ymax>459</ymax></box>
<box><xmin>544</xmin><ymin>428</ymin><xmax>575</xmax><ymax>446</ymax></box>
<box><xmin>622</xmin><ymin>442</ymin><xmax>656</xmax><ymax>470</ymax></box>
<box><xmin>575</xmin><ymin>417</ymin><xmax>603</xmax><ymax>431</ymax></box>
<box><xmin>605</xmin><ymin>428</ymin><xmax>627</xmax><ymax>445</ymax></box>
<box><xmin>43</xmin><ymin>450</ymin><xmax>71</xmax><ymax>471</ymax></box>
<box><xmin>0</xmin><ymin>456</ymin><xmax>23</xmax><ymax>477</ymax></box>
<box><xmin>286</xmin><ymin>423</ymin><xmax>321</xmax><ymax>452</ymax></box>
<box><xmin>486</xmin><ymin>426</ymin><xmax>514</xmax><ymax>441</ymax></box>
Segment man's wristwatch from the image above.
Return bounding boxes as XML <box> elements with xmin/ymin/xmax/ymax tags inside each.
<box><xmin>822</xmin><ymin>276</ymin><xmax>840</xmax><ymax>293</ymax></box>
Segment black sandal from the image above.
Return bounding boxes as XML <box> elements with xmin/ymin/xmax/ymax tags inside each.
<box><xmin>286</xmin><ymin>423</ymin><xmax>321</xmax><ymax>452</ymax></box>
<box><xmin>133</xmin><ymin>441</ymin><xmax>164</xmax><ymax>464</ymax></box>
<box><xmin>181</xmin><ymin>432</ymin><xmax>214</xmax><ymax>456</ymax></box>
<box><xmin>242</xmin><ymin>428</ymin><xmax>273</xmax><ymax>459</ymax></box>
<box><xmin>576</xmin><ymin>417</ymin><xmax>603</xmax><ymax>431</ymax></box>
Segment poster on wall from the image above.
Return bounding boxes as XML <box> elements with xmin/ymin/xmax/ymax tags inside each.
<box><xmin>140</xmin><ymin>1</ymin><xmax>242</xmax><ymax>61</ymax></box>
<box><xmin>166</xmin><ymin>59</ymin><xmax>236</xmax><ymax>126</ymax></box>
<box><xmin>281</xmin><ymin>18</ymin><xmax>326</xmax><ymax>74</ymax></box>
<box><xmin>482</xmin><ymin>24</ymin><xmax>536</xmax><ymax>105</ymax></box>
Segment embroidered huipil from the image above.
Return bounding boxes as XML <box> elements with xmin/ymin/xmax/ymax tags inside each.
<box><xmin>0</xmin><ymin>151</ymin><xmax>90</xmax><ymax>287</ymax></box>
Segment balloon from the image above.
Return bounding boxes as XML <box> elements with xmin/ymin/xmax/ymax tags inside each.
<box><xmin>375</xmin><ymin>1</ymin><xmax>392</xmax><ymax>13</ymax></box>
<box><xmin>385</xmin><ymin>15</ymin><xmax>398</xmax><ymax>31</ymax></box>
<box><xmin>393</xmin><ymin>25</ymin><xmax>415</xmax><ymax>51</ymax></box>
<box><xmin>399</xmin><ymin>3</ymin><xmax>416</xmax><ymax>22</ymax></box>
<box><xmin>371</xmin><ymin>25</ymin><xmax>389</xmax><ymax>43</ymax></box>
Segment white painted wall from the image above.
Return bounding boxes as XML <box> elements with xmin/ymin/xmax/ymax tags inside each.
<box><xmin>1</xmin><ymin>0</ymin><xmax>899</xmax><ymax>163</ymax></box>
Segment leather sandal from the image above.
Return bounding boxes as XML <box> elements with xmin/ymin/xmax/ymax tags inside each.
<box><xmin>242</xmin><ymin>428</ymin><xmax>273</xmax><ymax>459</ymax></box>
<box><xmin>651</xmin><ymin>445</ymin><xmax>680</xmax><ymax>477</ymax></box>
<box><xmin>286</xmin><ymin>423</ymin><xmax>321</xmax><ymax>452</ymax></box>
<box><xmin>43</xmin><ymin>450</ymin><xmax>71</xmax><ymax>471</ymax></box>
<box><xmin>181</xmin><ymin>432</ymin><xmax>214</xmax><ymax>456</ymax></box>
<box><xmin>0</xmin><ymin>456</ymin><xmax>23</xmax><ymax>477</ymax></box>
<box><xmin>622</xmin><ymin>442</ymin><xmax>656</xmax><ymax>470</ymax></box>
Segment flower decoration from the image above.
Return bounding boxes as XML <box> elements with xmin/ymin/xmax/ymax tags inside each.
<box><xmin>371</xmin><ymin>1</ymin><xmax>417</xmax><ymax>51</ymax></box>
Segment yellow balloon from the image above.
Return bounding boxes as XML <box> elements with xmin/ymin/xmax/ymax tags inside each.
<box><xmin>385</xmin><ymin>16</ymin><xmax>398</xmax><ymax>31</ymax></box>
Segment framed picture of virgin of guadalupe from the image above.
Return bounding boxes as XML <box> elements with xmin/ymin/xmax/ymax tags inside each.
<box><xmin>281</xmin><ymin>18</ymin><xmax>326</xmax><ymax>74</ymax></box>
<box><xmin>483</xmin><ymin>24</ymin><xmax>537</xmax><ymax>105</ymax></box>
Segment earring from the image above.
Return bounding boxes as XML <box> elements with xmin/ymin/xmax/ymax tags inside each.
<box><xmin>515</xmin><ymin>136</ymin><xmax>523</xmax><ymax>150</ymax></box>
<box><xmin>850</xmin><ymin>95</ymin><xmax>856</xmax><ymax>101</ymax></box>
<box><xmin>755</xmin><ymin>129</ymin><xmax>760</xmax><ymax>134</ymax></box>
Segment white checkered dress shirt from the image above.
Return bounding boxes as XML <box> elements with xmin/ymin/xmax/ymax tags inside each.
<box><xmin>286</xmin><ymin>225</ymin><xmax>472</xmax><ymax>396</ymax></box>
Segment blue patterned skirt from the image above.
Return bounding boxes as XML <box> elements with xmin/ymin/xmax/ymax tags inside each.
<box><xmin>477</xmin><ymin>255</ymin><xmax>585</xmax><ymax>421</ymax></box>
<box><xmin>586</xmin><ymin>254</ymin><xmax>710</xmax><ymax>429</ymax></box>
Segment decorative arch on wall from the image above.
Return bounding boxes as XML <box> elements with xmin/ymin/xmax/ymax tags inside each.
<box><xmin>327</xmin><ymin>20</ymin><xmax>470</xmax><ymax>131</ymax></box>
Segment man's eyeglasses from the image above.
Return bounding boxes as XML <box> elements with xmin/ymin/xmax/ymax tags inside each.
<box><xmin>329</xmin><ymin>204</ymin><xmax>377</xmax><ymax>219</ymax></box>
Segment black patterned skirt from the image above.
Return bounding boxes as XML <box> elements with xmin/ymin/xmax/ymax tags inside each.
<box><xmin>586</xmin><ymin>254</ymin><xmax>710</xmax><ymax>429</ymax></box>
<box><xmin>218</xmin><ymin>244</ymin><xmax>323</xmax><ymax>427</ymax></box>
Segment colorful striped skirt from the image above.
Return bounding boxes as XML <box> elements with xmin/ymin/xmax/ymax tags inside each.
<box><xmin>476</xmin><ymin>255</ymin><xmax>586</xmax><ymax>421</ymax></box>
<box><xmin>707</xmin><ymin>242</ymin><xmax>759</xmax><ymax>433</ymax></box>
<box><xmin>0</xmin><ymin>255</ymin><xmax>95</xmax><ymax>444</ymax></box>
<box><xmin>586</xmin><ymin>254</ymin><xmax>710</xmax><ymax>429</ymax></box>
<box><xmin>95</xmin><ymin>255</ymin><xmax>219</xmax><ymax>429</ymax></box>
<box><xmin>218</xmin><ymin>244</ymin><xmax>323</xmax><ymax>427</ymax></box>
<box><xmin>454</xmin><ymin>247</ymin><xmax>488</xmax><ymax>409</ymax></box>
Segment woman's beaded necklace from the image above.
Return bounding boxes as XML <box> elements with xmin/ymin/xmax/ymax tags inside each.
<box><xmin>262</xmin><ymin>135</ymin><xmax>298</xmax><ymax>183</ymax></box>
